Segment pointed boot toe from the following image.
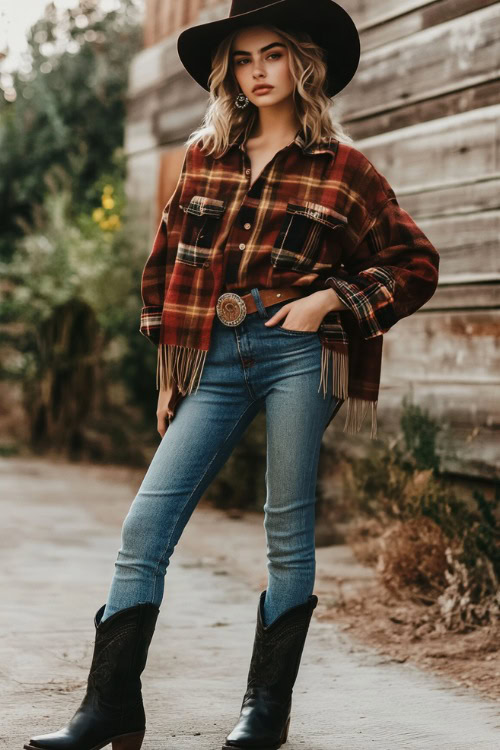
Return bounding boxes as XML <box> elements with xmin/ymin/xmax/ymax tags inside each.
<box><xmin>23</xmin><ymin>602</ymin><xmax>159</xmax><ymax>750</ymax></box>
<box><xmin>222</xmin><ymin>590</ymin><xmax>317</xmax><ymax>750</ymax></box>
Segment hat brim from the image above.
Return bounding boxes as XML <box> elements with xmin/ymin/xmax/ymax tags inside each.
<box><xmin>177</xmin><ymin>0</ymin><xmax>360</xmax><ymax>98</ymax></box>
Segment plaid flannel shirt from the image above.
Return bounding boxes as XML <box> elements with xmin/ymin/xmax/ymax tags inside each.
<box><xmin>140</xmin><ymin>130</ymin><xmax>439</xmax><ymax>438</ymax></box>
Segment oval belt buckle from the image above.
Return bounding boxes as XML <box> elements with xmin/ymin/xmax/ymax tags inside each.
<box><xmin>216</xmin><ymin>292</ymin><xmax>247</xmax><ymax>326</ymax></box>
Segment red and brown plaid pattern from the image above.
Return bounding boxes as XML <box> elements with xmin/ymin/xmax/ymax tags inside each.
<box><xmin>140</xmin><ymin>130</ymin><xmax>439</xmax><ymax>438</ymax></box>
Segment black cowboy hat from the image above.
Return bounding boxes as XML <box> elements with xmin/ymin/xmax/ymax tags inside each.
<box><xmin>177</xmin><ymin>0</ymin><xmax>360</xmax><ymax>98</ymax></box>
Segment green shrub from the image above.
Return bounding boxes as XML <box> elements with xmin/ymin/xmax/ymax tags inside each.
<box><xmin>0</xmin><ymin>168</ymin><xmax>158</xmax><ymax>461</ymax></box>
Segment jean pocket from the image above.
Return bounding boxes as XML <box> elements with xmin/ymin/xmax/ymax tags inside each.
<box><xmin>263</xmin><ymin>299</ymin><xmax>319</xmax><ymax>335</ymax></box>
<box><xmin>276</xmin><ymin>323</ymin><xmax>319</xmax><ymax>335</ymax></box>
<box><xmin>177</xmin><ymin>195</ymin><xmax>226</xmax><ymax>268</ymax></box>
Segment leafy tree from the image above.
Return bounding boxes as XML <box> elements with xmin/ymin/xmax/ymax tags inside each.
<box><xmin>0</xmin><ymin>0</ymin><xmax>143</xmax><ymax>261</ymax></box>
<box><xmin>0</xmin><ymin>1</ymin><xmax>161</xmax><ymax>462</ymax></box>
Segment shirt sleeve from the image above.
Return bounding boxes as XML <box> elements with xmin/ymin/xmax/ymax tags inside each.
<box><xmin>139</xmin><ymin>210</ymin><xmax>168</xmax><ymax>346</ymax></box>
<box><xmin>139</xmin><ymin>147</ymin><xmax>190</xmax><ymax>346</ymax></box>
<box><xmin>324</xmin><ymin>188</ymin><xmax>440</xmax><ymax>340</ymax></box>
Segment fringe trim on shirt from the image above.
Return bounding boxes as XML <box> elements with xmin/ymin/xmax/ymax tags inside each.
<box><xmin>319</xmin><ymin>346</ymin><xmax>349</xmax><ymax>400</ymax></box>
<box><xmin>156</xmin><ymin>343</ymin><xmax>208</xmax><ymax>395</ymax></box>
<box><xmin>319</xmin><ymin>345</ymin><xmax>378</xmax><ymax>439</ymax></box>
<box><xmin>343</xmin><ymin>397</ymin><xmax>378</xmax><ymax>439</ymax></box>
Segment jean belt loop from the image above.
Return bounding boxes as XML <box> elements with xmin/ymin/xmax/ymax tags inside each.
<box><xmin>251</xmin><ymin>288</ymin><xmax>268</xmax><ymax>319</ymax></box>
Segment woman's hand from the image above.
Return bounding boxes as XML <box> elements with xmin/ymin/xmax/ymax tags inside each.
<box><xmin>157</xmin><ymin>382</ymin><xmax>181</xmax><ymax>438</ymax></box>
<box><xmin>264</xmin><ymin>289</ymin><xmax>349</xmax><ymax>331</ymax></box>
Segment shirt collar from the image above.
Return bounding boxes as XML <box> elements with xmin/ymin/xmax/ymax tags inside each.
<box><xmin>231</xmin><ymin>128</ymin><xmax>338</xmax><ymax>158</ymax></box>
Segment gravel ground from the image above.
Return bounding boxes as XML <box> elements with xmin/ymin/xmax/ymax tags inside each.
<box><xmin>1</xmin><ymin>456</ymin><xmax>499</xmax><ymax>749</ymax></box>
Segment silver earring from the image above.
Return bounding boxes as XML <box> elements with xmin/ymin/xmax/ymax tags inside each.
<box><xmin>235</xmin><ymin>92</ymin><xmax>250</xmax><ymax>109</ymax></box>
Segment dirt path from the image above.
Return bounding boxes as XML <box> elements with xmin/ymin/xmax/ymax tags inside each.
<box><xmin>1</xmin><ymin>456</ymin><xmax>499</xmax><ymax>749</ymax></box>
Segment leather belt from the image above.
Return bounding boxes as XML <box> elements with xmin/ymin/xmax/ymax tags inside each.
<box><xmin>216</xmin><ymin>287</ymin><xmax>306</xmax><ymax>327</ymax></box>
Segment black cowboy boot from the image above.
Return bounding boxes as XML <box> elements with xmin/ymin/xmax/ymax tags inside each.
<box><xmin>24</xmin><ymin>601</ymin><xmax>160</xmax><ymax>750</ymax></box>
<box><xmin>222</xmin><ymin>590</ymin><xmax>318</xmax><ymax>750</ymax></box>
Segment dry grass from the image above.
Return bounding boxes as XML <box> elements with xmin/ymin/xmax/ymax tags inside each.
<box><xmin>335</xmin><ymin>400</ymin><xmax>500</xmax><ymax>634</ymax></box>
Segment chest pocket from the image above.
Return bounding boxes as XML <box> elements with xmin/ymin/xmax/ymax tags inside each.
<box><xmin>177</xmin><ymin>195</ymin><xmax>226</xmax><ymax>268</ymax></box>
<box><xmin>271</xmin><ymin>200</ymin><xmax>347</xmax><ymax>272</ymax></box>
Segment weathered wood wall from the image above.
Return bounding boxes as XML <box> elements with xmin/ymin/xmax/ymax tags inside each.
<box><xmin>143</xmin><ymin>0</ymin><xmax>222</xmax><ymax>48</ymax></box>
<box><xmin>125</xmin><ymin>0</ymin><xmax>500</xmax><ymax>480</ymax></box>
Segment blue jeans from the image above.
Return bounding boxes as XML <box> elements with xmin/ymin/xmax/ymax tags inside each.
<box><xmin>102</xmin><ymin>288</ymin><xmax>343</xmax><ymax>626</ymax></box>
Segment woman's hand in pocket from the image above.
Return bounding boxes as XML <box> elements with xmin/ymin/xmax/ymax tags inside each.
<box><xmin>264</xmin><ymin>289</ymin><xmax>348</xmax><ymax>331</ymax></box>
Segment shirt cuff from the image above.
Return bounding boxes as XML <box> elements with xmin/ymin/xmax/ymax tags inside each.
<box><xmin>140</xmin><ymin>305</ymin><xmax>162</xmax><ymax>345</ymax></box>
<box><xmin>324</xmin><ymin>269</ymin><xmax>396</xmax><ymax>339</ymax></box>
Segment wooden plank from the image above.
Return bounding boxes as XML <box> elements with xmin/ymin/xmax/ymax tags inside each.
<box><xmin>345</xmin><ymin>78</ymin><xmax>500</xmax><ymax>139</ymax></box>
<box><xmin>156</xmin><ymin>0</ymin><xmax>170</xmax><ymax>42</ymax></box>
<box><xmin>340</xmin><ymin>4</ymin><xmax>500</xmax><ymax>119</ymax></box>
<box><xmin>416</xmin><ymin>210</ymin><xmax>500</xmax><ymax>280</ymax></box>
<box><xmin>127</xmin><ymin>34</ymin><xmax>180</xmax><ymax>99</ymax></box>
<box><xmin>330</xmin><ymin>1</ymin><xmax>439</xmax><ymax>30</ymax></box>
<box><xmin>124</xmin><ymin>118</ymin><xmax>158</xmax><ymax>156</ymax></box>
<box><xmin>428</xmin><ymin>284</ymin><xmax>500</xmax><ymax>310</ymax></box>
<box><xmin>154</xmin><ymin>91</ymin><xmax>207</xmax><ymax>134</ymax></box>
<box><xmin>143</xmin><ymin>0</ymin><xmax>158</xmax><ymax>49</ymax></box>
<box><xmin>126</xmin><ymin>43</ymin><xmax>209</xmax><ymax>151</ymax></box>
<box><xmin>156</xmin><ymin>146</ymin><xmax>187</xmax><ymax>223</ymax></box>
<box><xmin>354</xmin><ymin>104</ymin><xmax>500</xmax><ymax>191</ymax></box>
<box><xmin>172</xmin><ymin>0</ymin><xmax>185</xmax><ymax>36</ymax></box>
<box><xmin>343</xmin><ymin>71</ymin><xmax>500</xmax><ymax>124</ymax></box>
<box><xmin>186</xmin><ymin>0</ymin><xmax>202</xmax><ymax>30</ymax></box>
<box><xmin>125</xmin><ymin>149</ymin><xmax>162</xmax><ymax>239</ymax></box>
<box><xmin>359</xmin><ymin>0</ymin><xmax>499</xmax><ymax>52</ymax></box>
<box><xmin>395</xmin><ymin>175</ymin><xmax>500</xmax><ymax>219</ymax></box>
<box><xmin>432</xmin><ymin>273</ymin><xmax>500</xmax><ymax>284</ymax></box>
<box><xmin>382</xmin><ymin>310</ymin><xmax>500</xmax><ymax>385</ymax></box>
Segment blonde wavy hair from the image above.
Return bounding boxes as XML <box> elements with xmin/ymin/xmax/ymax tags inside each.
<box><xmin>185</xmin><ymin>24</ymin><xmax>354</xmax><ymax>158</ymax></box>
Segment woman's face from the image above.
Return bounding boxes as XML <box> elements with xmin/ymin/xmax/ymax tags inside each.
<box><xmin>231</xmin><ymin>26</ymin><xmax>294</xmax><ymax>108</ymax></box>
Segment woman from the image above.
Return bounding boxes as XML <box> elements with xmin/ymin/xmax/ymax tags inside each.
<box><xmin>24</xmin><ymin>2</ymin><xmax>439</xmax><ymax>749</ymax></box>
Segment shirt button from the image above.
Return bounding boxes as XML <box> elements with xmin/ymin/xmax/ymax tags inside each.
<box><xmin>239</xmin><ymin>243</ymin><xmax>246</xmax><ymax>250</ymax></box>
<box><xmin>245</xmin><ymin>168</ymin><xmax>251</xmax><ymax>176</ymax></box>
<box><xmin>244</xmin><ymin>222</ymin><xmax>251</xmax><ymax>230</ymax></box>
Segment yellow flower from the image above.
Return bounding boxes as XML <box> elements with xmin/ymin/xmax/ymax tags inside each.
<box><xmin>99</xmin><ymin>219</ymin><xmax>110</xmax><ymax>230</ymax></box>
<box><xmin>102</xmin><ymin>196</ymin><xmax>115</xmax><ymax>210</ymax></box>
<box><xmin>92</xmin><ymin>207</ymin><xmax>104</xmax><ymax>222</ymax></box>
<box><xmin>107</xmin><ymin>214</ymin><xmax>120</xmax><ymax>229</ymax></box>
<box><xmin>103</xmin><ymin>184</ymin><xmax>114</xmax><ymax>195</ymax></box>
